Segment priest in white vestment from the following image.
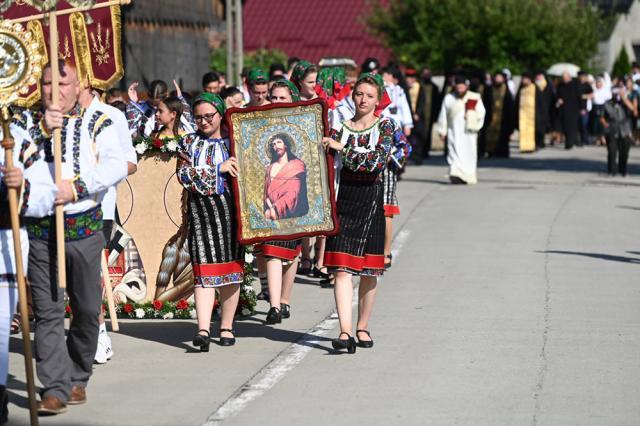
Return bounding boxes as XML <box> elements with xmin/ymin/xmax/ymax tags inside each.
<box><xmin>437</xmin><ymin>76</ymin><xmax>485</xmax><ymax>184</ymax></box>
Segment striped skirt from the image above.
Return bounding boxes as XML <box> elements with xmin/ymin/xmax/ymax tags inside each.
<box><xmin>188</xmin><ymin>190</ymin><xmax>244</xmax><ymax>288</ymax></box>
<box><xmin>383</xmin><ymin>167</ymin><xmax>399</xmax><ymax>217</ymax></box>
<box><xmin>324</xmin><ymin>170</ymin><xmax>385</xmax><ymax>276</ymax></box>
<box><xmin>258</xmin><ymin>239</ymin><xmax>301</xmax><ymax>263</ymax></box>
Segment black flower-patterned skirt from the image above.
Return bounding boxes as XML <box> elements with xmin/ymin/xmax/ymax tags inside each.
<box><xmin>188</xmin><ymin>190</ymin><xmax>244</xmax><ymax>288</ymax></box>
<box><xmin>324</xmin><ymin>170</ymin><xmax>385</xmax><ymax>276</ymax></box>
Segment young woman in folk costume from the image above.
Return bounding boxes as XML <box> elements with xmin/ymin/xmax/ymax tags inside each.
<box><xmin>322</xmin><ymin>73</ymin><xmax>394</xmax><ymax>353</ymax></box>
<box><xmin>177</xmin><ymin>93</ymin><xmax>244</xmax><ymax>351</ymax></box>
<box><xmin>290</xmin><ymin>61</ymin><xmax>324</xmax><ymax>277</ymax></box>
<box><xmin>313</xmin><ymin>67</ymin><xmax>353</xmax><ymax>287</ymax></box>
<box><xmin>256</xmin><ymin>80</ymin><xmax>304</xmax><ymax>325</ymax></box>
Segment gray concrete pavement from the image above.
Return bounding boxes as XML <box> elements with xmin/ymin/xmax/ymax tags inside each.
<box><xmin>8</xmin><ymin>145</ymin><xmax>640</xmax><ymax>426</ymax></box>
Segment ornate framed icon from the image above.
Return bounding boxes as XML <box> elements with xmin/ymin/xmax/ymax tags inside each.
<box><xmin>227</xmin><ymin>99</ymin><xmax>339</xmax><ymax>244</ymax></box>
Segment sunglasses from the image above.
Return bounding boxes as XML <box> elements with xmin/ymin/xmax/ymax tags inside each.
<box><xmin>194</xmin><ymin>112</ymin><xmax>218</xmax><ymax>123</ymax></box>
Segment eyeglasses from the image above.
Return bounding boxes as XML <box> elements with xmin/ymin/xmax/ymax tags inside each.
<box><xmin>194</xmin><ymin>112</ymin><xmax>218</xmax><ymax>123</ymax></box>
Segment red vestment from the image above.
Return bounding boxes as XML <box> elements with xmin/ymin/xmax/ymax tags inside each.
<box><xmin>264</xmin><ymin>158</ymin><xmax>308</xmax><ymax>219</ymax></box>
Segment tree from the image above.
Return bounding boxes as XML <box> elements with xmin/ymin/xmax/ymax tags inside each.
<box><xmin>366</xmin><ymin>0</ymin><xmax>602</xmax><ymax>74</ymax></box>
<box><xmin>611</xmin><ymin>45</ymin><xmax>631</xmax><ymax>77</ymax></box>
<box><xmin>210</xmin><ymin>45</ymin><xmax>288</xmax><ymax>73</ymax></box>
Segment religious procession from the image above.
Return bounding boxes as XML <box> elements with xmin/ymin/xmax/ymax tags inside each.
<box><xmin>1</xmin><ymin>1</ymin><xmax>639</xmax><ymax>425</ymax></box>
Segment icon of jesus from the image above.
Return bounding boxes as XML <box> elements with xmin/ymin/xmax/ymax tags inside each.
<box><xmin>263</xmin><ymin>132</ymin><xmax>309</xmax><ymax>220</ymax></box>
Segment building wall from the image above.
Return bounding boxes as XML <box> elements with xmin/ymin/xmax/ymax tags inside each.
<box><xmin>594</xmin><ymin>0</ymin><xmax>640</xmax><ymax>73</ymax></box>
<box><xmin>120</xmin><ymin>0</ymin><xmax>225</xmax><ymax>93</ymax></box>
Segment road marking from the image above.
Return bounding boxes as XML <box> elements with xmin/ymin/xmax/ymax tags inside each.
<box><xmin>204</xmin><ymin>229</ymin><xmax>412</xmax><ymax>425</ymax></box>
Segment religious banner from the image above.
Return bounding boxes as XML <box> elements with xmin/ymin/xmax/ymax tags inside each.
<box><xmin>1</xmin><ymin>0</ymin><xmax>125</xmax><ymax>103</ymax></box>
<box><xmin>227</xmin><ymin>99</ymin><xmax>339</xmax><ymax>245</ymax></box>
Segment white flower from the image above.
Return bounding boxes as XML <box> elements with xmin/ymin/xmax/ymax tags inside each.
<box><xmin>162</xmin><ymin>312</ymin><xmax>174</xmax><ymax>319</ymax></box>
<box><xmin>135</xmin><ymin>142</ymin><xmax>148</xmax><ymax>155</ymax></box>
<box><xmin>166</xmin><ymin>140</ymin><xmax>179</xmax><ymax>152</ymax></box>
<box><xmin>244</xmin><ymin>252</ymin><xmax>254</xmax><ymax>263</ymax></box>
<box><xmin>135</xmin><ymin>308</ymin><xmax>145</xmax><ymax>319</ymax></box>
<box><xmin>189</xmin><ymin>309</ymin><xmax>197</xmax><ymax>319</ymax></box>
<box><xmin>243</xmin><ymin>285</ymin><xmax>255</xmax><ymax>293</ymax></box>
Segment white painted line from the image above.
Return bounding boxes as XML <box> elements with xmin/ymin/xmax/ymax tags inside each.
<box><xmin>203</xmin><ymin>228</ymin><xmax>412</xmax><ymax>425</ymax></box>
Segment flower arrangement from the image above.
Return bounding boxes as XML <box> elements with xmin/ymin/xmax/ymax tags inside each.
<box><xmin>133</xmin><ymin>134</ymin><xmax>182</xmax><ymax>156</ymax></box>
<box><xmin>64</xmin><ymin>285</ymin><xmax>256</xmax><ymax>320</ymax></box>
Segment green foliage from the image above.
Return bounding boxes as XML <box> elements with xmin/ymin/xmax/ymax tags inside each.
<box><xmin>366</xmin><ymin>0</ymin><xmax>602</xmax><ymax>73</ymax></box>
<box><xmin>611</xmin><ymin>45</ymin><xmax>631</xmax><ymax>77</ymax></box>
<box><xmin>210</xmin><ymin>45</ymin><xmax>288</xmax><ymax>73</ymax></box>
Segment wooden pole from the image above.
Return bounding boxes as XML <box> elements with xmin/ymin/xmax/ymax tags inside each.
<box><xmin>1</xmin><ymin>108</ymin><xmax>39</xmax><ymax>425</ymax></box>
<box><xmin>48</xmin><ymin>12</ymin><xmax>67</xmax><ymax>289</ymax></box>
<box><xmin>6</xmin><ymin>0</ymin><xmax>132</xmax><ymax>25</ymax></box>
<box><xmin>101</xmin><ymin>253</ymin><xmax>119</xmax><ymax>332</ymax></box>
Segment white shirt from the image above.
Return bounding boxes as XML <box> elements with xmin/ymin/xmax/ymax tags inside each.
<box><xmin>86</xmin><ymin>96</ymin><xmax>137</xmax><ymax>221</ymax></box>
<box><xmin>24</xmin><ymin>106</ymin><xmax>128</xmax><ymax>217</ymax></box>
<box><xmin>382</xmin><ymin>83</ymin><xmax>413</xmax><ymax>129</ymax></box>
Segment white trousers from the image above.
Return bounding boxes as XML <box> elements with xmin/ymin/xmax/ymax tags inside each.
<box><xmin>0</xmin><ymin>228</ymin><xmax>28</xmax><ymax>386</ymax></box>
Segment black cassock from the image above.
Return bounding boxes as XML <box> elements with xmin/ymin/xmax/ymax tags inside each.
<box><xmin>482</xmin><ymin>83</ymin><xmax>516</xmax><ymax>158</ymax></box>
<box><xmin>555</xmin><ymin>79</ymin><xmax>581</xmax><ymax>148</ymax></box>
<box><xmin>414</xmin><ymin>80</ymin><xmax>442</xmax><ymax>158</ymax></box>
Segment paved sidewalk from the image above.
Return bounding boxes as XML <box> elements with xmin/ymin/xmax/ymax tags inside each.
<box><xmin>8</xmin><ymin>145</ymin><xmax>640</xmax><ymax>426</ymax></box>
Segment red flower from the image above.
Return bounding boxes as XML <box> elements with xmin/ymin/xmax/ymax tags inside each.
<box><xmin>152</xmin><ymin>138</ymin><xmax>164</xmax><ymax>149</ymax></box>
<box><xmin>67</xmin><ymin>218</ymin><xmax>76</xmax><ymax>226</ymax></box>
<box><xmin>153</xmin><ymin>300</ymin><xmax>163</xmax><ymax>310</ymax></box>
<box><xmin>176</xmin><ymin>299</ymin><xmax>188</xmax><ymax>310</ymax></box>
<box><xmin>123</xmin><ymin>303</ymin><xmax>134</xmax><ymax>314</ymax></box>
<box><xmin>65</xmin><ymin>305</ymin><xmax>71</xmax><ymax>314</ymax></box>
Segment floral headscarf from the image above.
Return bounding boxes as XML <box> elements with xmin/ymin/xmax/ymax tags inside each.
<box><xmin>196</xmin><ymin>92</ymin><xmax>226</xmax><ymax>116</ymax></box>
<box><xmin>247</xmin><ymin>68</ymin><xmax>268</xmax><ymax>86</ymax></box>
<box><xmin>290</xmin><ymin>60</ymin><xmax>314</xmax><ymax>89</ymax></box>
<box><xmin>315</xmin><ymin>67</ymin><xmax>351</xmax><ymax>109</ymax></box>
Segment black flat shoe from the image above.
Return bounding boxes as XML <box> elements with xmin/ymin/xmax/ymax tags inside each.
<box><xmin>280</xmin><ymin>303</ymin><xmax>291</xmax><ymax>319</ymax></box>
<box><xmin>356</xmin><ymin>330</ymin><xmax>374</xmax><ymax>348</ymax></box>
<box><xmin>219</xmin><ymin>328</ymin><xmax>236</xmax><ymax>346</ymax></box>
<box><xmin>312</xmin><ymin>266</ymin><xmax>330</xmax><ymax>279</ymax></box>
<box><xmin>265</xmin><ymin>307</ymin><xmax>282</xmax><ymax>324</ymax></box>
<box><xmin>320</xmin><ymin>273</ymin><xmax>335</xmax><ymax>288</ymax></box>
<box><xmin>332</xmin><ymin>332</ymin><xmax>356</xmax><ymax>354</ymax></box>
<box><xmin>192</xmin><ymin>329</ymin><xmax>210</xmax><ymax>352</ymax></box>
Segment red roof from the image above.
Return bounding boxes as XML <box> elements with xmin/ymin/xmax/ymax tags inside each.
<box><xmin>242</xmin><ymin>0</ymin><xmax>392</xmax><ymax>66</ymax></box>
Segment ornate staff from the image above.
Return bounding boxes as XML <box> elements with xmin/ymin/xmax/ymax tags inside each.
<box><xmin>0</xmin><ymin>20</ymin><xmax>43</xmax><ymax>426</ymax></box>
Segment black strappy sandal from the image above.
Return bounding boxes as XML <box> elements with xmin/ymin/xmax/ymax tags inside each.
<box><xmin>332</xmin><ymin>332</ymin><xmax>356</xmax><ymax>354</ymax></box>
<box><xmin>219</xmin><ymin>328</ymin><xmax>236</xmax><ymax>347</ymax></box>
<box><xmin>192</xmin><ymin>329</ymin><xmax>210</xmax><ymax>352</ymax></box>
<box><xmin>356</xmin><ymin>330</ymin><xmax>374</xmax><ymax>348</ymax></box>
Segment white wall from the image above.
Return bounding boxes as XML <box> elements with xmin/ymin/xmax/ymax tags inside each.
<box><xmin>594</xmin><ymin>0</ymin><xmax>640</xmax><ymax>73</ymax></box>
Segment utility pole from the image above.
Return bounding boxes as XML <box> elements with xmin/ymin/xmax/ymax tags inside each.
<box><xmin>225</xmin><ymin>0</ymin><xmax>243</xmax><ymax>86</ymax></box>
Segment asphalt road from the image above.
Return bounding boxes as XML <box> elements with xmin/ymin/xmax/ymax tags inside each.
<box><xmin>8</xmin><ymin>144</ymin><xmax>640</xmax><ymax>426</ymax></box>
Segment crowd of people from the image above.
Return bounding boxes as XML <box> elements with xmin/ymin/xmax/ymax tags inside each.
<box><xmin>0</xmin><ymin>53</ymin><xmax>637</xmax><ymax>423</ymax></box>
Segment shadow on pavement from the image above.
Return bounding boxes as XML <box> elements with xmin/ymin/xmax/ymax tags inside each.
<box><xmin>479</xmin><ymin>156</ymin><xmax>640</xmax><ymax>175</ymax></box>
<box><xmin>116</xmin><ymin>318</ymin><xmax>333</xmax><ymax>352</ymax></box>
<box><xmin>538</xmin><ymin>250</ymin><xmax>640</xmax><ymax>264</ymax></box>
<box><xmin>618</xmin><ymin>205</ymin><xmax>640</xmax><ymax>211</ymax></box>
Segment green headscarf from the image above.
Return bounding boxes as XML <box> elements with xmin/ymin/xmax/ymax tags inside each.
<box><xmin>247</xmin><ymin>68</ymin><xmax>268</xmax><ymax>86</ymax></box>
<box><xmin>280</xmin><ymin>79</ymin><xmax>301</xmax><ymax>102</ymax></box>
<box><xmin>357</xmin><ymin>72</ymin><xmax>384</xmax><ymax>97</ymax></box>
<box><xmin>290</xmin><ymin>60</ymin><xmax>314</xmax><ymax>88</ymax></box>
<box><xmin>196</xmin><ymin>92</ymin><xmax>226</xmax><ymax>115</ymax></box>
<box><xmin>317</xmin><ymin>67</ymin><xmax>346</xmax><ymax>97</ymax></box>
